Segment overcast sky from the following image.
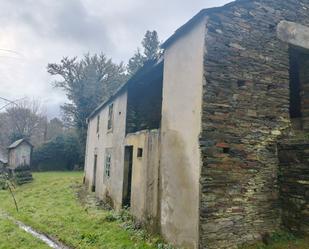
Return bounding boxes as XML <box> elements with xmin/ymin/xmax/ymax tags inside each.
<box><xmin>0</xmin><ymin>0</ymin><xmax>232</xmax><ymax>118</ymax></box>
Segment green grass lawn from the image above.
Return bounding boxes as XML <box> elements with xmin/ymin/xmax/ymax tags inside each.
<box><xmin>0</xmin><ymin>216</ymin><xmax>50</xmax><ymax>249</ymax></box>
<box><xmin>0</xmin><ymin>172</ymin><xmax>307</xmax><ymax>249</ymax></box>
<box><xmin>0</xmin><ymin>172</ymin><xmax>161</xmax><ymax>249</ymax></box>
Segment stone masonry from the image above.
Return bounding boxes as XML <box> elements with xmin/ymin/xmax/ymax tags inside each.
<box><xmin>278</xmin><ymin>140</ymin><xmax>309</xmax><ymax>236</ymax></box>
<box><xmin>199</xmin><ymin>0</ymin><xmax>309</xmax><ymax>248</ymax></box>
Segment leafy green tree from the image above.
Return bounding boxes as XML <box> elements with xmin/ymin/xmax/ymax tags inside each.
<box><xmin>127</xmin><ymin>48</ymin><xmax>144</xmax><ymax>76</ymax></box>
<box><xmin>46</xmin><ymin>117</ymin><xmax>64</xmax><ymax>140</ymax></box>
<box><xmin>47</xmin><ymin>54</ymin><xmax>127</xmax><ymax>148</ymax></box>
<box><xmin>127</xmin><ymin>30</ymin><xmax>161</xmax><ymax>76</ymax></box>
<box><xmin>142</xmin><ymin>30</ymin><xmax>160</xmax><ymax>60</ymax></box>
<box><xmin>32</xmin><ymin>131</ymin><xmax>82</xmax><ymax>171</ymax></box>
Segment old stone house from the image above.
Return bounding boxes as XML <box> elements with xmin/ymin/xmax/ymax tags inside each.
<box><xmin>84</xmin><ymin>0</ymin><xmax>309</xmax><ymax>248</ymax></box>
<box><xmin>8</xmin><ymin>138</ymin><xmax>33</xmax><ymax>169</ymax></box>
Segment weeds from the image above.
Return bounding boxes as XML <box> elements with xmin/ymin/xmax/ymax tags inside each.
<box><xmin>0</xmin><ymin>167</ymin><xmax>18</xmax><ymax>211</ymax></box>
<box><xmin>240</xmin><ymin>231</ymin><xmax>305</xmax><ymax>249</ymax></box>
<box><xmin>103</xmin><ymin>207</ymin><xmax>174</xmax><ymax>249</ymax></box>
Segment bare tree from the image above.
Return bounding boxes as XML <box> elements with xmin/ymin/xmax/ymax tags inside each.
<box><xmin>2</xmin><ymin>98</ymin><xmax>46</xmax><ymax>144</ymax></box>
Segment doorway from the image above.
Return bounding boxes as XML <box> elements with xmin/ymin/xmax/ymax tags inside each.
<box><xmin>122</xmin><ymin>146</ymin><xmax>133</xmax><ymax>207</ymax></box>
<box><xmin>289</xmin><ymin>46</ymin><xmax>309</xmax><ymax>130</ymax></box>
<box><xmin>92</xmin><ymin>154</ymin><xmax>97</xmax><ymax>192</ymax></box>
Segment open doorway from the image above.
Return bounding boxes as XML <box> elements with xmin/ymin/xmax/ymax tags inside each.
<box><xmin>92</xmin><ymin>154</ymin><xmax>97</xmax><ymax>192</ymax></box>
<box><xmin>122</xmin><ymin>146</ymin><xmax>133</xmax><ymax>207</ymax></box>
<box><xmin>289</xmin><ymin>46</ymin><xmax>309</xmax><ymax>130</ymax></box>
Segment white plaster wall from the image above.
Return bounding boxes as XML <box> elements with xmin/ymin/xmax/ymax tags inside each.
<box><xmin>160</xmin><ymin>18</ymin><xmax>206</xmax><ymax>249</ymax></box>
<box><xmin>9</xmin><ymin>143</ymin><xmax>32</xmax><ymax>168</ymax></box>
<box><xmin>125</xmin><ymin>132</ymin><xmax>147</xmax><ymax>219</ymax></box>
<box><xmin>125</xmin><ymin>130</ymin><xmax>160</xmax><ymax>231</ymax></box>
<box><xmin>84</xmin><ymin>91</ymin><xmax>128</xmax><ymax>209</ymax></box>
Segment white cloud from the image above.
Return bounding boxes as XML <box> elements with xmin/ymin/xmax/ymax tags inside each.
<box><xmin>0</xmin><ymin>0</ymin><xmax>232</xmax><ymax>118</ymax></box>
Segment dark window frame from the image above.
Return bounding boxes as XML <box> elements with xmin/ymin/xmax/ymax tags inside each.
<box><xmin>105</xmin><ymin>153</ymin><xmax>111</xmax><ymax>178</ymax></box>
<box><xmin>96</xmin><ymin>115</ymin><xmax>100</xmax><ymax>133</ymax></box>
<box><xmin>107</xmin><ymin>104</ymin><xmax>114</xmax><ymax>131</ymax></box>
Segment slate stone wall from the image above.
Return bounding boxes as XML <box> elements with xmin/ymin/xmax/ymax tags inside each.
<box><xmin>299</xmin><ymin>55</ymin><xmax>309</xmax><ymax>131</ymax></box>
<box><xmin>278</xmin><ymin>140</ymin><xmax>309</xmax><ymax>236</ymax></box>
<box><xmin>200</xmin><ymin>0</ymin><xmax>309</xmax><ymax>248</ymax></box>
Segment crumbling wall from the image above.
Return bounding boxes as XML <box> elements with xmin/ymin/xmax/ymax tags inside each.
<box><xmin>160</xmin><ymin>17</ymin><xmax>206</xmax><ymax>249</ymax></box>
<box><xmin>278</xmin><ymin>140</ymin><xmax>309</xmax><ymax>235</ymax></box>
<box><xmin>200</xmin><ymin>0</ymin><xmax>309</xmax><ymax>248</ymax></box>
<box><xmin>125</xmin><ymin>130</ymin><xmax>160</xmax><ymax>232</ymax></box>
<box><xmin>13</xmin><ymin>165</ymin><xmax>33</xmax><ymax>185</ymax></box>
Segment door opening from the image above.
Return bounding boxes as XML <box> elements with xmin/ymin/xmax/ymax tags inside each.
<box><xmin>289</xmin><ymin>46</ymin><xmax>309</xmax><ymax>130</ymax></box>
<box><xmin>92</xmin><ymin>154</ymin><xmax>97</xmax><ymax>192</ymax></box>
<box><xmin>122</xmin><ymin>146</ymin><xmax>133</xmax><ymax>207</ymax></box>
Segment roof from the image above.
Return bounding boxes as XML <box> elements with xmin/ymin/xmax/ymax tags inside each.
<box><xmin>161</xmin><ymin>0</ymin><xmax>251</xmax><ymax>49</ymax></box>
<box><xmin>8</xmin><ymin>138</ymin><xmax>33</xmax><ymax>150</ymax></box>
<box><xmin>87</xmin><ymin>58</ymin><xmax>164</xmax><ymax>121</ymax></box>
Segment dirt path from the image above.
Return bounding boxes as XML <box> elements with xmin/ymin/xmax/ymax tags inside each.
<box><xmin>1</xmin><ymin>211</ymin><xmax>70</xmax><ymax>249</ymax></box>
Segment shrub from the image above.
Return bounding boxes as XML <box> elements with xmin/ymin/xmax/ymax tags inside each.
<box><xmin>32</xmin><ymin>132</ymin><xmax>83</xmax><ymax>171</ymax></box>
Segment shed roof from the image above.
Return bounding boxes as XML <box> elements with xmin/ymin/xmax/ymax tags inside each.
<box><xmin>8</xmin><ymin>138</ymin><xmax>33</xmax><ymax>149</ymax></box>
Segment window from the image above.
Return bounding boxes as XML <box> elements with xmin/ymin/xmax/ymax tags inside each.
<box><xmin>223</xmin><ymin>147</ymin><xmax>230</xmax><ymax>154</ymax></box>
<box><xmin>107</xmin><ymin>104</ymin><xmax>114</xmax><ymax>131</ymax></box>
<box><xmin>137</xmin><ymin>148</ymin><xmax>143</xmax><ymax>158</ymax></box>
<box><xmin>289</xmin><ymin>47</ymin><xmax>302</xmax><ymax>119</ymax></box>
<box><xmin>237</xmin><ymin>80</ymin><xmax>246</xmax><ymax>88</ymax></box>
<box><xmin>92</xmin><ymin>154</ymin><xmax>98</xmax><ymax>192</ymax></box>
<box><xmin>105</xmin><ymin>153</ymin><xmax>111</xmax><ymax>178</ymax></box>
<box><xmin>96</xmin><ymin>115</ymin><xmax>100</xmax><ymax>133</ymax></box>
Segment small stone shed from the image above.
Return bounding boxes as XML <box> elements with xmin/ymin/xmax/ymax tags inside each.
<box><xmin>8</xmin><ymin>139</ymin><xmax>33</xmax><ymax>169</ymax></box>
<box><xmin>84</xmin><ymin>0</ymin><xmax>309</xmax><ymax>248</ymax></box>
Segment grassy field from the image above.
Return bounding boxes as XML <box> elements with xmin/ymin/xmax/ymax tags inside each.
<box><xmin>0</xmin><ymin>172</ymin><xmax>162</xmax><ymax>249</ymax></box>
<box><xmin>0</xmin><ymin>172</ymin><xmax>307</xmax><ymax>249</ymax></box>
<box><xmin>0</xmin><ymin>216</ymin><xmax>50</xmax><ymax>249</ymax></box>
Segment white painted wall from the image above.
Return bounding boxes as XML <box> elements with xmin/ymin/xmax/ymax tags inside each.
<box><xmin>9</xmin><ymin>143</ymin><xmax>32</xmax><ymax>168</ymax></box>
<box><xmin>125</xmin><ymin>130</ymin><xmax>160</xmax><ymax>231</ymax></box>
<box><xmin>84</xmin><ymin>91</ymin><xmax>128</xmax><ymax>209</ymax></box>
<box><xmin>160</xmin><ymin>18</ymin><xmax>206</xmax><ymax>249</ymax></box>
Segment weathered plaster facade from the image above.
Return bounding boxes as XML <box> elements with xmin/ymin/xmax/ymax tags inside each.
<box><xmin>84</xmin><ymin>1</ymin><xmax>309</xmax><ymax>248</ymax></box>
<box><xmin>125</xmin><ymin>130</ymin><xmax>160</xmax><ymax>231</ymax></box>
<box><xmin>160</xmin><ymin>17</ymin><xmax>206</xmax><ymax>248</ymax></box>
<box><xmin>84</xmin><ymin>91</ymin><xmax>127</xmax><ymax>209</ymax></box>
<box><xmin>8</xmin><ymin>139</ymin><xmax>32</xmax><ymax>169</ymax></box>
